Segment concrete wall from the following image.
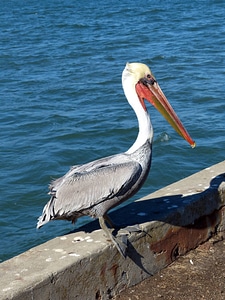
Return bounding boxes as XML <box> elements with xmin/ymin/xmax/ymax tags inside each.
<box><xmin>1</xmin><ymin>161</ymin><xmax>225</xmax><ymax>300</ymax></box>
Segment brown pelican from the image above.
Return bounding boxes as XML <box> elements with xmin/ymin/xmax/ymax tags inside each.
<box><xmin>37</xmin><ymin>63</ymin><xmax>195</xmax><ymax>256</ymax></box>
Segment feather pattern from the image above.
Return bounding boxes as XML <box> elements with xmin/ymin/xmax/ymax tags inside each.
<box><xmin>37</xmin><ymin>140</ymin><xmax>151</xmax><ymax>228</ymax></box>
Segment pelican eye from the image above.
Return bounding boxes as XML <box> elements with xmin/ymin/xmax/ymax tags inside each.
<box><xmin>146</xmin><ymin>74</ymin><xmax>156</xmax><ymax>85</ymax></box>
<box><xmin>139</xmin><ymin>75</ymin><xmax>156</xmax><ymax>87</ymax></box>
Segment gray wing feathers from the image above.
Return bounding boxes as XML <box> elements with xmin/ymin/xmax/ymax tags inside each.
<box><xmin>55</xmin><ymin>162</ymin><xmax>140</xmax><ymax>210</ymax></box>
<box><xmin>37</xmin><ymin>154</ymin><xmax>141</xmax><ymax>227</ymax></box>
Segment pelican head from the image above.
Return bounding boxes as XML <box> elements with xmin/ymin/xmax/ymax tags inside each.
<box><xmin>122</xmin><ymin>62</ymin><xmax>195</xmax><ymax>148</ymax></box>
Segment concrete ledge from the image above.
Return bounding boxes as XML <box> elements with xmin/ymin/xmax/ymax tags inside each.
<box><xmin>1</xmin><ymin>161</ymin><xmax>225</xmax><ymax>300</ymax></box>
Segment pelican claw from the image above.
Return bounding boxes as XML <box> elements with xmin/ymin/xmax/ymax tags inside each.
<box><xmin>99</xmin><ymin>216</ymin><xmax>128</xmax><ymax>257</ymax></box>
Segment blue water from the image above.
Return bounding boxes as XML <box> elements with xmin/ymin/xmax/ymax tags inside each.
<box><xmin>1</xmin><ymin>0</ymin><xmax>225</xmax><ymax>262</ymax></box>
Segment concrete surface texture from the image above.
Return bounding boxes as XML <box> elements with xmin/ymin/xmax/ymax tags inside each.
<box><xmin>0</xmin><ymin>161</ymin><xmax>225</xmax><ymax>300</ymax></box>
<box><xmin>114</xmin><ymin>233</ymin><xmax>225</xmax><ymax>300</ymax></box>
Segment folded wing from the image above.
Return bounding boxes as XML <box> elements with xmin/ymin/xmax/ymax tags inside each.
<box><xmin>37</xmin><ymin>153</ymin><xmax>142</xmax><ymax>228</ymax></box>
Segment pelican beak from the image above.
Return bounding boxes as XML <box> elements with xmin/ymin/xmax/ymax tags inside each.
<box><xmin>136</xmin><ymin>76</ymin><xmax>195</xmax><ymax>148</ymax></box>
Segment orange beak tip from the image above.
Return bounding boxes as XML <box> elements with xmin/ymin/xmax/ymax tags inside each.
<box><xmin>191</xmin><ymin>141</ymin><xmax>196</xmax><ymax>148</ymax></box>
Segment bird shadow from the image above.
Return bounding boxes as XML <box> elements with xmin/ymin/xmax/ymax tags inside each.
<box><xmin>69</xmin><ymin>173</ymin><xmax>225</xmax><ymax>274</ymax></box>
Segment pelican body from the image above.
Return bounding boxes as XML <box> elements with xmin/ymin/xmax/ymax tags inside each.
<box><xmin>37</xmin><ymin>63</ymin><xmax>195</xmax><ymax>256</ymax></box>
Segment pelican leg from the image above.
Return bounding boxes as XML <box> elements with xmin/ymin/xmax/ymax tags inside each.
<box><xmin>99</xmin><ymin>216</ymin><xmax>127</xmax><ymax>258</ymax></box>
<box><xmin>104</xmin><ymin>214</ymin><xmax>143</xmax><ymax>235</ymax></box>
<box><xmin>103</xmin><ymin>214</ymin><xmax>117</xmax><ymax>228</ymax></box>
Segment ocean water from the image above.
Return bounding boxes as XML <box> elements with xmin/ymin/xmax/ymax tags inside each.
<box><xmin>1</xmin><ymin>0</ymin><xmax>225</xmax><ymax>262</ymax></box>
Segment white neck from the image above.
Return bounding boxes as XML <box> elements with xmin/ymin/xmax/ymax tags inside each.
<box><xmin>122</xmin><ymin>79</ymin><xmax>153</xmax><ymax>154</ymax></box>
